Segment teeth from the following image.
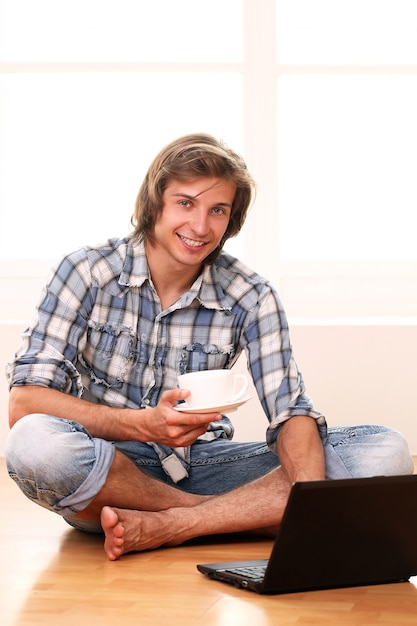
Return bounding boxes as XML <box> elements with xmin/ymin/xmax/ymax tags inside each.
<box><xmin>180</xmin><ymin>235</ymin><xmax>205</xmax><ymax>248</ymax></box>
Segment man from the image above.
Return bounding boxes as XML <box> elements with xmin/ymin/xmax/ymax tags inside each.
<box><xmin>5</xmin><ymin>133</ymin><xmax>413</xmax><ymax>560</ymax></box>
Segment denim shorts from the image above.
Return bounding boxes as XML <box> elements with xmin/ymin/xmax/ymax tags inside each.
<box><xmin>5</xmin><ymin>414</ymin><xmax>414</xmax><ymax>533</ymax></box>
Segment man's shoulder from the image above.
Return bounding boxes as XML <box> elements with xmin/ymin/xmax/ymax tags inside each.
<box><xmin>56</xmin><ymin>237</ymin><xmax>142</xmax><ymax>290</ymax></box>
<box><xmin>214</xmin><ymin>251</ymin><xmax>270</xmax><ymax>289</ymax></box>
<box><xmin>210</xmin><ymin>251</ymin><xmax>276</xmax><ymax>311</ymax></box>
<box><xmin>84</xmin><ymin>237</ymin><xmax>132</xmax><ymax>264</ymax></box>
<box><xmin>62</xmin><ymin>237</ymin><xmax>131</xmax><ymax>265</ymax></box>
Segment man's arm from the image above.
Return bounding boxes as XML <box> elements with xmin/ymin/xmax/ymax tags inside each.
<box><xmin>276</xmin><ymin>415</ymin><xmax>325</xmax><ymax>484</ymax></box>
<box><xmin>8</xmin><ymin>386</ymin><xmax>221</xmax><ymax>449</ymax></box>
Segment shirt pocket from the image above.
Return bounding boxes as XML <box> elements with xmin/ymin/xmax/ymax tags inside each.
<box><xmin>82</xmin><ymin>320</ymin><xmax>137</xmax><ymax>388</ymax></box>
<box><xmin>179</xmin><ymin>341</ymin><xmax>236</xmax><ymax>375</ymax></box>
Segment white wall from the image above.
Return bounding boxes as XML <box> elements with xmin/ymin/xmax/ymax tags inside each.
<box><xmin>232</xmin><ymin>324</ymin><xmax>417</xmax><ymax>455</ymax></box>
<box><xmin>2</xmin><ymin>321</ymin><xmax>416</xmax><ymax>455</ymax></box>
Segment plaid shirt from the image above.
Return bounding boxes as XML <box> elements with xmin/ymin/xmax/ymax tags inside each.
<box><xmin>7</xmin><ymin>237</ymin><xmax>326</xmax><ymax>471</ymax></box>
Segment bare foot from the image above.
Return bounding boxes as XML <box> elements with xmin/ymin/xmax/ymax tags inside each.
<box><xmin>101</xmin><ymin>506</ymin><xmax>125</xmax><ymax>560</ymax></box>
<box><xmin>101</xmin><ymin>506</ymin><xmax>183</xmax><ymax>560</ymax></box>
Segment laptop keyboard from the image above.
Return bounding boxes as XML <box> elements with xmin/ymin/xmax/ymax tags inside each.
<box><xmin>225</xmin><ymin>565</ymin><xmax>266</xmax><ymax>582</ymax></box>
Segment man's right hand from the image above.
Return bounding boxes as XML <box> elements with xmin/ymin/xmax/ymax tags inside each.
<box><xmin>8</xmin><ymin>385</ymin><xmax>222</xmax><ymax>448</ymax></box>
<box><xmin>138</xmin><ymin>388</ymin><xmax>222</xmax><ymax>448</ymax></box>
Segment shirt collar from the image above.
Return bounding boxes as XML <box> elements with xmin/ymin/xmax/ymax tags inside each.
<box><xmin>118</xmin><ymin>239</ymin><xmax>151</xmax><ymax>288</ymax></box>
<box><xmin>119</xmin><ymin>239</ymin><xmax>231</xmax><ymax>312</ymax></box>
<box><xmin>196</xmin><ymin>264</ymin><xmax>232</xmax><ymax>311</ymax></box>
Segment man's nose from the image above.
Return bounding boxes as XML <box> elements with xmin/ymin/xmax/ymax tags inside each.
<box><xmin>190</xmin><ymin>209</ymin><xmax>209</xmax><ymax>234</ymax></box>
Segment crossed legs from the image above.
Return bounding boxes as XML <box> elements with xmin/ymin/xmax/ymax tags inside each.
<box><xmin>5</xmin><ymin>414</ymin><xmax>287</xmax><ymax>560</ymax></box>
<box><xmin>82</xmin><ymin>424</ymin><xmax>415</xmax><ymax>560</ymax></box>
<box><xmin>7</xmin><ymin>415</ymin><xmax>413</xmax><ymax>561</ymax></box>
<box><xmin>74</xmin><ymin>450</ymin><xmax>291</xmax><ymax>560</ymax></box>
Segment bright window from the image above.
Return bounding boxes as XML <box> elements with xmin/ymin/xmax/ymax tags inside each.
<box><xmin>1</xmin><ymin>72</ymin><xmax>242</xmax><ymax>259</ymax></box>
<box><xmin>1</xmin><ymin>0</ymin><xmax>243</xmax><ymax>62</ymax></box>
<box><xmin>1</xmin><ymin>0</ymin><xmax>416</xmax><ymax>321</ymax></box>
<box><xmin>277</xmin><ymin>74</ymin><xmax>417</xmax><ymax>261</ymax></box>
<box><xmin>277</xmin><ymin>0</ymin><xmax>417</xmax><ymax>64</ymax></box>
<box><xmin>276</xmin><ymin>0</ymin><xmax>417</xmax><ymax>263</ymax></box>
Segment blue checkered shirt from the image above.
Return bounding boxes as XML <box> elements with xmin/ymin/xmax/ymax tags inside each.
<box><xmin>7</xmin><ymin>238</ymin><xmax>326</xmax><ymax>476</ymax></box>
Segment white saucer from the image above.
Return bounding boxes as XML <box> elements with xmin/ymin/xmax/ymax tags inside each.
<box><xmin>173</xmin><ymin>395</ymin><xmax>251</xmax><ymax>414</ymax></box>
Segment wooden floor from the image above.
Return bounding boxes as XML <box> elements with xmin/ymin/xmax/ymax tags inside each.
<box><xmin>2</xmin><ymin>457</ymin><xmax>417</xmax><ymax>626</ymax></box>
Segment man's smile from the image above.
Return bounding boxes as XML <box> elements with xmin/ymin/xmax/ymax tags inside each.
<box><xmin>177</xmin><ymin>234</ymin><xmax>207</xmax><ymax>248</ymax></box>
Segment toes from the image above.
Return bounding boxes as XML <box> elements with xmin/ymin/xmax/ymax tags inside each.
<box><xmin>104</xmin><ymin>528</ymin><xmax>124</xmax><ymax>561</ymax></box>
<box><xmin>100</xmin><ymin>505</ymin><xmax>119</xmax><ymax>530</ymax></box>
<box><xmin>108</xmin><ymin>543</ymin><xmax>124</xmax><ymax>560</ymax></box>
<box><xmin>112</xmin><ymin>525</ymin><xmax>124</xmax><ymax>541</ymax></box>
<box><xmin>101</xmin><ymin>506</ymin><xmax>126</xmax><ymax>561</ymax></box>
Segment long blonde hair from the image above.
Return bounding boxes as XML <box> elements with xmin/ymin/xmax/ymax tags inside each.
<box><xmin>130</xmin><ymin>133</ymin><xmax>255</xmax><ymax>264</ymax></box>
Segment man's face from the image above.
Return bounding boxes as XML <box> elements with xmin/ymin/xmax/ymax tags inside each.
<box><xmin>150</xmin><ymin>176</ymin><xmax>236</xmax><ymax>270</ymax></box>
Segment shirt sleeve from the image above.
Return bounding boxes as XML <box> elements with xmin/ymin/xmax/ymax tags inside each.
<box><xmin>242</xmin><ymin>283</ymin><xmax>327</xmax><ymax>452</ymax></box>
<box><xmin>6</xmin><ymin>250</ymin><xmax>93</xmax><ymax>397</ymax></box>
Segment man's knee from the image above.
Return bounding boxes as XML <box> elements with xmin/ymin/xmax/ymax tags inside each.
<box><xmin>379</xmin><ymin>428</ymin><xmax>414</xmax><ymax>475</ymax></box>
<box><xmin>6</xmin><ymin>413</ymin><xmax>86</xmax><ymax>474</ymax></box>
<box><xmin>5</xmin><ymin>413</ymin><xmax>104</xmax><ymax>511</ymax></box>
<box><xmin>325</xmin><ymin>425</ymin><xmax>414</xmax><ymax>479</ymax></box>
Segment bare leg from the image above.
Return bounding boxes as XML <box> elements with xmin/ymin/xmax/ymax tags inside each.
<box><xmin>101</xmin><ymin>465</ymin><xmax>291</xmax><ymax>560</ymax></box>
<box><xmin>74</xmin><ymin>450</ymin><xmax>208</xmax><ymax>522</ymax></box>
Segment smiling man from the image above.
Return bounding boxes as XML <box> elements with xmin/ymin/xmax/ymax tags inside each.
<box><xmin>5</xmin><ymin>134</ymin><xmax>413</xmax><ymax>560</ymax></box>
<box><xmin>146</xmin><ymin>176</ymin><xmax>236</xmax><ymax>310</ymax></box>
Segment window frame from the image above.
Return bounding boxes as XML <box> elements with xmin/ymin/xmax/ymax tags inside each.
<box><xmin>0</xmin><ymin>0</ymin><xmax>416</xmax><ymax>324</ymax></box>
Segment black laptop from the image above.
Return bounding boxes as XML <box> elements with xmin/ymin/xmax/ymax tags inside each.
<box><xmin>197</xmin><ymin>474</ymin><xmax>417</xmax><ymax>594</ymax></box>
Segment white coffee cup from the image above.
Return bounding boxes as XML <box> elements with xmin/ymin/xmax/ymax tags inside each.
<box><xmin>178</xmin><ymin>369</ymin><xmax>249</xmax><ymax>409</ymax></box>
